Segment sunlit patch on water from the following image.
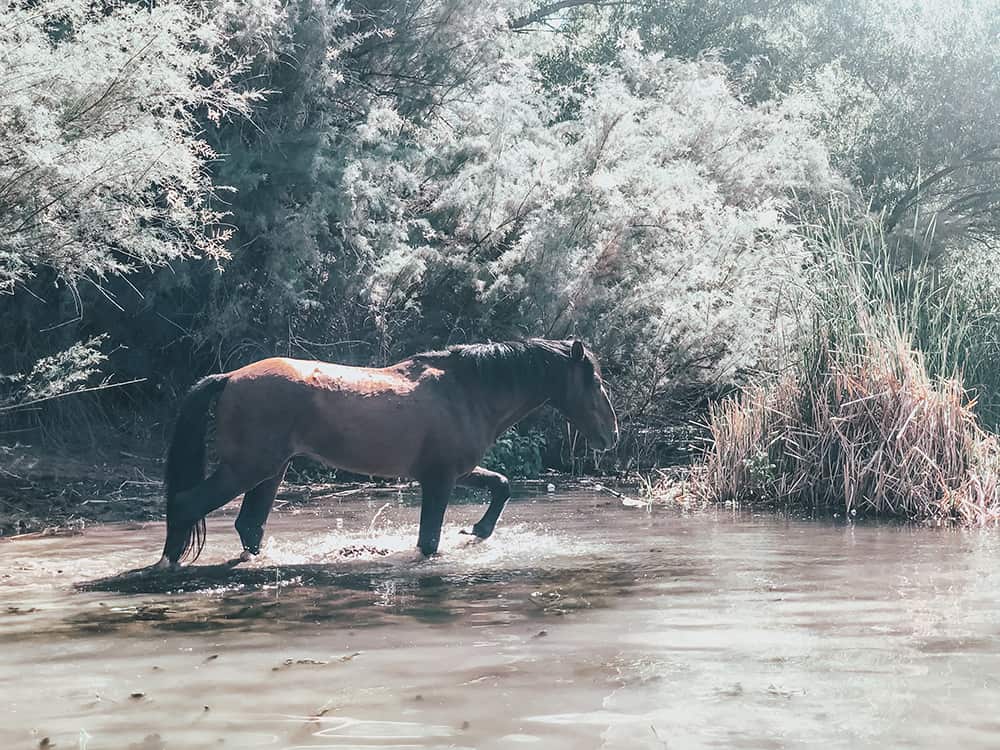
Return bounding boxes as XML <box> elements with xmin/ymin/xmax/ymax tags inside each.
<box><xmin>303</xmin><ymin>714</ymin><xmax>458</xmax><ymax>740</ymax></box>
<box><xmin>258</xmin><ymin>524</ymin><xmax>422</xmax><ymax>566</ymax></box>
<box><xmin>256</xmin><ymin>521</ymin><xmax>612</xmax><ymax>572</ymax></box>
<box><xmin>41</xmin><ymin>502</ymin><xmax>642</xmax><ymax>642</ymax></box>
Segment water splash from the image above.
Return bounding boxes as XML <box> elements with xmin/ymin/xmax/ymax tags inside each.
<box><xmin>256</xmin><ymin>521</ymin><xmax>609</xmax><ymax>571</ymax></box>
<box><xmin>367</xmin><ymin>502</ymin><xmax>393</xmax><ymax>535</ymax></box>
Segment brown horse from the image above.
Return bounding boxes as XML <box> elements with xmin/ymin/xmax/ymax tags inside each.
<box><xmin>156</xmin><ymin>339</ymin><xmax>617</xmax><ymax>569</ymax></box>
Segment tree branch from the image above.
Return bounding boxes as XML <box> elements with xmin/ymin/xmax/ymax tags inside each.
<box><xmin>0</xmin><ymin>378</ymin><xmax>147</xmax><ymax>413</ymax></box>
<box><xmin>508</xmin><ymin>1</ymin><xmax>624</xmax><ymax>30</ymax></box>
<box><xmin>884</xmin><ymin>144</ymin><xmax>1000</xmax><ymax>232</ymax></box>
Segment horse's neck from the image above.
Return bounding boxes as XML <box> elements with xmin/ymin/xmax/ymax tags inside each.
<box><xmin>484</xmin><ymin>382</ymin><xmax>550</xmax><ymax>438</ymax></box>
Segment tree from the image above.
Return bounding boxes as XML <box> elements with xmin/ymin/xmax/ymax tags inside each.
<box><xmin>0</xmin><ymin>0</ymin><xmax>260</xmax><ymax>403</ymax></box>
<box><xmin>343</xmin><ymin>32</ymin><xmax>836</xmax><ymax>460</ymax></box>
<box><xmin>0</xmin><ymin>0</ymin><xmax>261</xmax><ymax>291</ymax></box>
<box><xmin>799</xmin><ymin>0</ymin><xmax>1000</xmax><ymax>252</ymax></box>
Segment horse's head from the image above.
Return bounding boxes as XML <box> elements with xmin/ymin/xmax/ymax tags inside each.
<box><xmin>551</xmin><ymin>340</ymin><xmax>618</xmax><ymax>451</ymax></box>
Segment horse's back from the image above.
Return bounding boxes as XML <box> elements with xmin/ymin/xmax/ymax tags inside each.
<box><xmin>214</xmin><ymin>356</ymin><xmax>474</xmax><ymax>479</ymax></box>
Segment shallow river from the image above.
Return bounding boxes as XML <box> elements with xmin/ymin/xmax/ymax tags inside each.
<box><xmin>3</xmin><ymin>487</ymin><xmax>1000</xmax><ymax>749</ymax></box>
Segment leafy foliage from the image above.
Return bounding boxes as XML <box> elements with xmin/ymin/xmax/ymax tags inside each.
<box><xmin>0</xmin><ymin>336</ymin><xmax>106</xmax><ymax>409</ymax></box>
<box><xmin>0</xmin><ymin>0</ymin><xmax>262</xmax><ymax>291</ymax></box>
<box><xmin>793</xmin><ymin>0</ymin><xmax>1000</xmax><ymax>251</ymax></box>
<box><xmin>483</xmin><ymin>429</ymin><xmax>547</xmax><ymax>478</ymax></box>
<box><xmin>359</xmin><ymin>38</ymin><xmax>835</xmax><ymax>463</ymax></box>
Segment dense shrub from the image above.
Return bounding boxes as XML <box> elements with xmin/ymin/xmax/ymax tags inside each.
<box><xmin>0</xmin><ymin>0</ymin><xmax>261</xmax><ymax>289</ymax></box>
<box><xmin>688</xmin><ymin>212</ymin><xmax>1000</xmax><ymax>522</ymax></box>
<box><xmin>483</xmin><ymin>429</ymin><xmax>547</xmax><ymax>478</ymax></box>
<box><xmin>0</xmin><ymin>0</ymin><xmax>262</xmax><ymax>404</ymax></box>
<box><xmin>345</xmin><ymin>41</ymin><xmax>835</xmax><ymax>465</ymax></box>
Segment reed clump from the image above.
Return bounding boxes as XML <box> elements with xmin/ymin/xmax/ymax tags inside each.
<box><xmin>698</xmin><ymin>335</ymin><xmax>1000</xmax><ymax>522</ymax></box>
<box><xmin>686</xmin><ymin>210</ymin><xmax>1000</xmax><ymax>523</ymax></box>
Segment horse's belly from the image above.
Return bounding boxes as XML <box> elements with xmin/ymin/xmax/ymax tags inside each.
<box><xmin>314</xmin><ymin>436</ymin><xmax>421</xmax><ymax>478</ymax></box>
<box><xmin>295</xmin><ymin>396</ymin><xmax>427</xmax><ymax>478</ymax></box>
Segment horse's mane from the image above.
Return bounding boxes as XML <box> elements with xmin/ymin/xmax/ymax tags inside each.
<box><xmin>412</xmin><ymin>339</ymin><xmax>577</xmax><ymax>390</ymax></box>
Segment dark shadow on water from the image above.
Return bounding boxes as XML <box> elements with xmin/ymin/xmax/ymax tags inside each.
<box><xmin>58</xmin><ymin>556</ymin><xmax>704</xmax><ymax>638</ymax></box>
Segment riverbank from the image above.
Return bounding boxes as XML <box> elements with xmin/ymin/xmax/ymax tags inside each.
<box><xmin>0</xmin><ymin>444</ymin><xmax>640</xmax><ymax>538</ymax></box>
<box><xmin>0</xmin><ymin>445</ymin><xmax>163</xmax><ymax>537</ymax></box>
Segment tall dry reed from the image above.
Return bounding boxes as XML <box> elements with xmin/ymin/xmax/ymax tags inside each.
<box><xmin>687</xmin><ymin>208</ymin><xmax>1000</xmax><ymax>523</ymax></box>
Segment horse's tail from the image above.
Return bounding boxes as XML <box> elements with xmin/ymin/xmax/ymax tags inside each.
<box><xmin>163</xmin><ymin>373</ymin><xmax>230</xmax><ymax>564</ymax></box>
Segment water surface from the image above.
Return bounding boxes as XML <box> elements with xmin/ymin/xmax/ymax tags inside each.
<box><xmin>3</xmin><ymin>488</ymin><xmax>1000</xmax><ymax>749</ymax></box>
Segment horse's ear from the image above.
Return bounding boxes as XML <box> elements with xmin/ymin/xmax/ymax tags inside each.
<box><xmin>571</xmin><ymin>340</ymin><xmax>585</xmax><ymax>362</ymax></box>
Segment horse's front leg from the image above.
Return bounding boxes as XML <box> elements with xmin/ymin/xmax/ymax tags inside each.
<box><xmin>233</xmin><ymin>461</ymin><xmax>289</xmax><ymax>562</ymax></box>
<box><xmin>417</xmin><ymin>473</ymin><xmax>456</xmax><ymax>556</ymax></box>
<box><xmin>457</xmin><ymin>466</ymin><xmax>510</xmax><ymax>539</ymax></box>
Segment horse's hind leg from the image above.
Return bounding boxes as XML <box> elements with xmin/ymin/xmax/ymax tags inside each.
<box><xmin>160</xmin><ymin>463</ymin><xmax>249</xmax><ymax>567</ymax></box>
<box><xmin>457</xmin><ymin>466</ymin><xmax>510</xmax><ymax>539</ymax></box>
<box><xmin>235</xmin><ymin>461</ymin><xmax>289</xmax><ymax>557</ymax></box>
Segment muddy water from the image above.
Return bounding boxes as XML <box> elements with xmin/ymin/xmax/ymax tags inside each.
<box><xmin>3</xmin><ymin>488</ymin><xmax>1000</xmax><ymax>749</ymax></box>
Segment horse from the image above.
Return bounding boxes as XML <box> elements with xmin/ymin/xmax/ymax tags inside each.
<box><xmin>156</xmin><ymin>338</ymin><xmax>618</xmax><ymax>569</ymax></box>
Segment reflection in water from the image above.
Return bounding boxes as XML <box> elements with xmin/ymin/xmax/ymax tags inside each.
<box><xmin>3</xmin><ymin>492</ymin><xmax>1000</xmax><ymax>749</ymax></box>
<box><xmin>68</xmin><ymin>558</ymin><xmax>669</xmax><ymax>633</ymax></box>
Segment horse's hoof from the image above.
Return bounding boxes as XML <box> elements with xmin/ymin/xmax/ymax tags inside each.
<box><xmin>227</xmin><ymin>550</ymin><xmax>255</xmax><ymax>567</ymax></box>
<box><xmin>461</xmin><ymin>525</ymin><xmax>493</xmax><ymax>539</ymax></box>
<box><xmin>152</xmin><ymin>556</ymin><xmax>180</xmax><ymax>572</ymax></box>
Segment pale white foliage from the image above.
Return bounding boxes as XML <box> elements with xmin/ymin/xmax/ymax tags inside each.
<box><xmin>0</xmin><ymin>0</ymin><xmax>263</xmax><ymax>292</ymax></box>
<box><xmin>342</xmin><ymin>106</ymin><xmax>425</xmax><ymax>315</ymax></box>
<box><xmin>343</xmin><ymin>28</ymin><xmax>836</xmax><ymax>388</ymax></box>
<box><xmin>0</xmin><ymin>335</ymin><xmax>107</xmax><ymax>407</ymax></box>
